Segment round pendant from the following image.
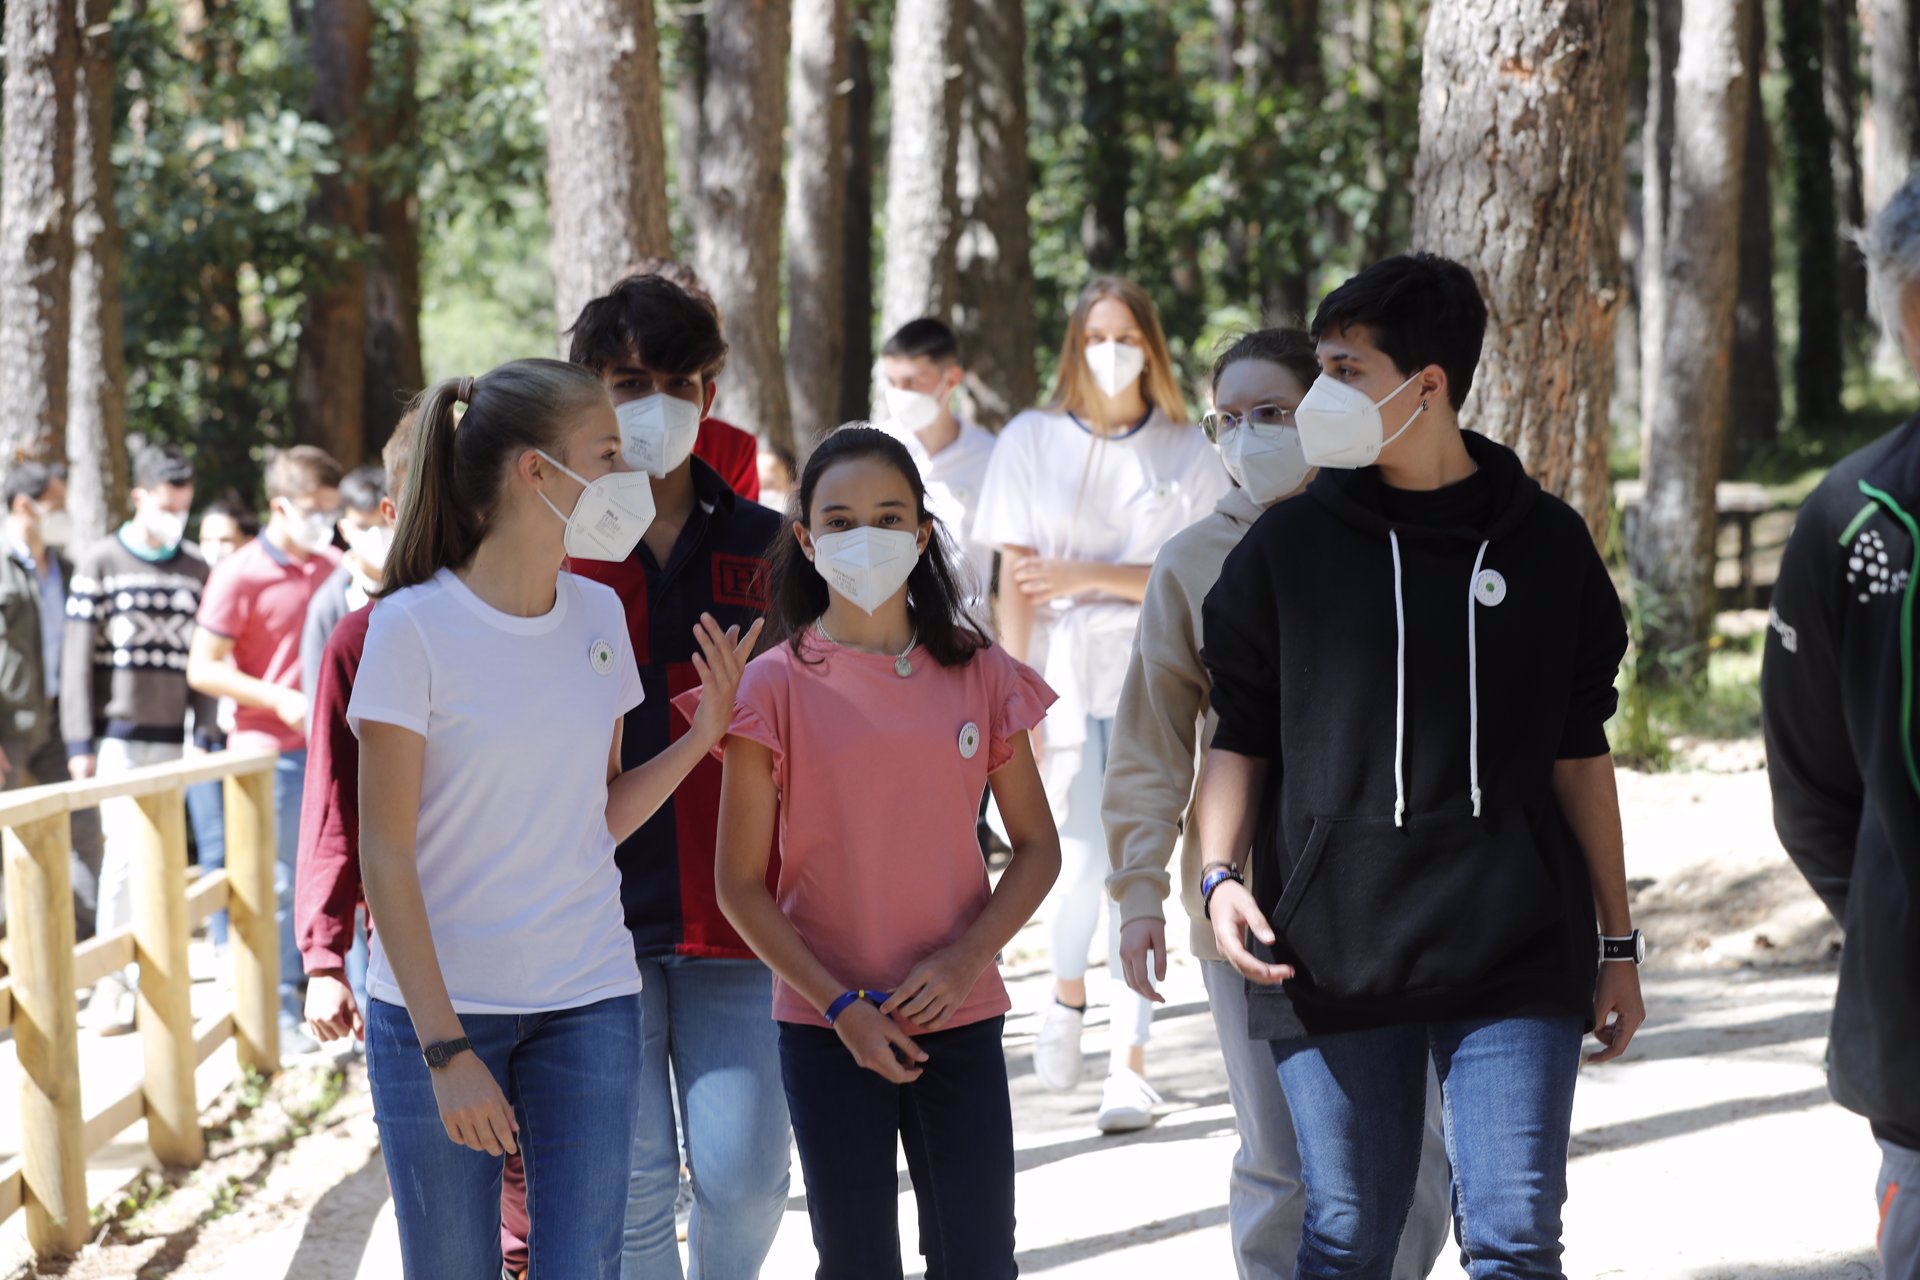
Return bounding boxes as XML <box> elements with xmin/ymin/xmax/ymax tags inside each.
<box><xmin>894</xmin><ymin>654</ymin><xmax>914</xmax><ymax>678</ymax></box>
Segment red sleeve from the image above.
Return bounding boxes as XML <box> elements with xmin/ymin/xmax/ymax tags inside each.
<box><xmin>696</xmin><ymin>417</ymin><xmax>761</xmax><ymax>500</ymax></box>
<box><xmin>196</xmin><ymin>554</ymin><xmax>249</xmax><ymax>639</ymax></box>
<box><xmin>295</xmin><ymin>606</ymin><xmax>372</xmax><ymax>973</ymax></box>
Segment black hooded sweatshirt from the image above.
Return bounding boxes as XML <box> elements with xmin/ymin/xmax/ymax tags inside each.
<box><xmin>1201</xmin><ymin>432</ymin><xmax>1628</xmax><ymax>1041</ymax></box>
<box><xmin>1762</xmin><ymin>414</ymin><xmax>1920</xmax><ymax>1152</ymax></box>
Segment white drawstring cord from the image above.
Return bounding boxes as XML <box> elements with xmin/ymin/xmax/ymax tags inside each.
<box><xmin>1390</xmin><ymin>530</ymin><xmax>1407</xmax><ymax>828</ymax></box>
<box><xmin>1467</xmin><ymin>540</ymin><xmax>1489</xmax><ymax>819</ymax></box>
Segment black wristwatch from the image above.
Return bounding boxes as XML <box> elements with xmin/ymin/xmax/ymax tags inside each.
<box><xmin>422</xmin><ymin>1036</ymin><xmax>473</xmax><ymax>1070</ymax></box>
<box><xmin>1599</xmin><ymin>930</ymin><xmax>1645</xmax><ymax>965</ymax></box>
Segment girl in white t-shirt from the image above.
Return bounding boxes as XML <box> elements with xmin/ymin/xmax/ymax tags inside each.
<box><xmin>350</xmin><ymin>359</ymin><xmax>759</xmax><ymax>1280</ymax></box>
<box><xmin>974</xmin><ymin>277</ymin><xmax>1230</xmax><ymax>1135</ymax></box>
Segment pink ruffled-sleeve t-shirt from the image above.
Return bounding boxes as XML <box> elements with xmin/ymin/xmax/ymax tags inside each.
<box><xmin>686</xmin><ymin>631</ymin><xmax>1055</xmax><ymax>1033</ymax></box>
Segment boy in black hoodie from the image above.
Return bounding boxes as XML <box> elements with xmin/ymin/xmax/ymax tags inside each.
<box><xmin>1196</xmin><ymin>254</ymin><xmax>1644</xmax><ymax>1279</ymax></box>
<box><xmin>1763</xmin><ymin>173</ymin><xmax>1920</xmax><ymax>1280</ymax></box>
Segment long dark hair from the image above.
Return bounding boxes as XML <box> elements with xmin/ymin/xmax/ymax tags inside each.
<box><xmin>765</xmin><ymin>425</ymin><xmax>987</xmax><ymax>668</ymax></box>
<box><xmin>382</xmin><ymin>359</ymin><xmax>608</xmax><ymax>596</ymax></box>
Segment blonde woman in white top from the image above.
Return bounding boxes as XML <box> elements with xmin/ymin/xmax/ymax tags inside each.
<box><xmin>973</xmin><ymin>277</ymin><xmax>1229</xmax><ymax>1133</ymax></box>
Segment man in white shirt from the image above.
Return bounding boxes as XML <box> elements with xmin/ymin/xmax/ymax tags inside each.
<box><xmin>879</xmin><ymin>318</ymin><xmax>998</xmax><ymax>620</ymax></box>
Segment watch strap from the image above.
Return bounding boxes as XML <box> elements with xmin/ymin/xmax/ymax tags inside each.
<box><xmin>422</xmin><ymin>1035</ymin><xmax>473</xmax><ymax>1069</ymax></box>
<box><xmin>1599</xmin><ymin>930</ymin><xmax>1644</xmax><ymax>964</ymax></box>
<box><xmin>1200</xmin><ymin>865</ymin><xmax>1245</xmax><ymax>920</ymax></box>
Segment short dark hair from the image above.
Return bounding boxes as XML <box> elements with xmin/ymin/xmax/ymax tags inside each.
<box><xmin>621</xmin><ymin>257</ymin><xmax>721</xmax><ymax>325</ymax></box>
<box><xmin>339</xmin><ymin>464</ymin><xmax>387</xmax><ymax>514</ymax></box>
<box><xmin>3</xmin><ymin>461</ymin><xmax>63</xmax><ymax>510</ymax></box>
<box><xmin>1309</xmin><ymin>253</ymin><xmax>1488</xmax><ymax>410</ymax></box>
<box><xmin>882</xmin><ymin>318</ymin><xmax>960</xmax><ymax>363</ymax></box>
<box><xmin>133</xmin><ymin>444</ymin><xmax>195</xmax><ymax>491</ymax></box>
<box><xmin>567</xmin><ymin>273</ymin><xmax>730</xmax><ymax>382</ymax></box>
<box><xmin>201</xmin><ymin>493</ymin><xmax>261</xmax><ymax>537</ymax></box>
<box><xmin>1210</xmin><ymin>328</ymin><xmax>1320</xmax><ymax>394</ymax></box>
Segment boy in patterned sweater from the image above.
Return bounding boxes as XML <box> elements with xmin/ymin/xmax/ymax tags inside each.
<box><xmin>67</xmin><ymin>444</ymin><xmax>219</xmax><ymax>1033</ymax></box>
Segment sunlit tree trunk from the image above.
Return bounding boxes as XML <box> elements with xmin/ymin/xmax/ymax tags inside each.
<box><xmin>786</xmin><ymin>0</ymin><xmax>847</xmax><ymax>442</ymax></box>
<box><xmin>837</xmin><ymin>9</ymin><xmax>875</xmax><ymax>426</ymax></box>
<box><xmin>67</xmin><ymin>0</ymin><xmax>129</xmax><ymax>545</ymax></box>
<box><xmin>879</xmin><ymin>0</ymin><xmax>962</xmax><ymax>336</ymax></box>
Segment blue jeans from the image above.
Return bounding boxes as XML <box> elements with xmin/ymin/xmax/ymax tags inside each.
<box><xmin>780</xmin><ymin>1015</ymin><xmax>1016</xmax><ymax>1280</ymax></box>
<box><xmin>185</xmin><ymin>780</ymin><xmax>227</xmax><ymax>945</ymax></box>
<box><xmin>623</xmin><ymin>956</ymin><xmax>790</xmax><ymax>1280</ymax></box>
<box><xmin>367</xmin><ymin>994</ymin><xmax>644</xmax><ymax>1279</ymax></box>
<box><xmin>274</xmin><ymin>751</ymin><xmax>305</xmax><ymax>1019</ymax></box>
<box><xmin>1274</xmin><ymin>1014</ymin><xmax>1582</xmax><ymax>1280</ymax></box>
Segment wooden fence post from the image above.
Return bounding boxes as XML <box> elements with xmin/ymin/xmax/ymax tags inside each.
<box><xmin>223</xmin><ymin>769</ymin><xmax>279</xmax><ymax>1074</ymax></box>
<box><xmin>130</xmin><ymin>786</ymin><xmax>204</xmax><ymax>1166</ymax></box>
<box><xmin>3</xmin><ymin>812</ymin><xmax>89</xmax><ymax>1254</ymax></box>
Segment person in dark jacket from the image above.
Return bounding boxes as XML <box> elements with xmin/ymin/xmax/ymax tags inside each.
<box><xmin>1764</xmin><ymin>172</ymin><xmax>1920</xmax><ymax>1280</ymax></box>
<box><xmin>1196</xmin><ymin>254</ymin><xmax>1645</xmax><ymax>1279</ymax></box>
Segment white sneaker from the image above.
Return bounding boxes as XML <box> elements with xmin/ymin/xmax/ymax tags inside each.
<box><xmin>1096</xmin><ymin>1067</ymin><xmax>1162</xmax><ymax>1134</ymax></box>
<box><xmin>82</xmin><ymin>973</ymin><xmax>136</xmax><ymax>1037</ymax></box>
<box><xmin>1032</xmin><ymin>1001</ymin><xmax>1086</xmax><ymax>1092</ymax></box>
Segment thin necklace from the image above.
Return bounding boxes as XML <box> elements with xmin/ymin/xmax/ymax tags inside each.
<box><xmin>815</xmin><ymin>617</ymin><xmax>918</xmax><ymax>678</ymax></box>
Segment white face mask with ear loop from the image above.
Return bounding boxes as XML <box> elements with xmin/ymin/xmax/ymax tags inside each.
<box><xmin>533</xmin><ymin>451</ymin><xmax>657</xmax><ymax>562</ymax></box>
<box><xmin>1293</xmin><ymin>370</ymin><xmax>1429</xmax><ymax>469</ymax></box>
<box><xmin>1219</xmin><ymin>424</ymin><xmax>1312</xmax><ymax>505</ymax></box>
<box><xmin>616</xmin><ymin>393</ymin><xmax>704</xmax><ymax>477</ymax></box>
<box><xmin>881</xmin><ymin>383</ymin><xmax>943</xmax><ymax>434</ymax></box>
<box><xmin>1085</xmin><ymin>340</ymin><xmax>1147</xmax><ymax>398</ymax></box>
<box><xmin>808</xmin><ymin>525</ymin><xmax>923</xmax><ymax>615</ymax></box>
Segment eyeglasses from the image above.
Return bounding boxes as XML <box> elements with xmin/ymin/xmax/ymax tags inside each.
<box><xmin>1201</xmin><ymin>404</ymin><xmax>1296</xmax><ymax>442</ymax></box>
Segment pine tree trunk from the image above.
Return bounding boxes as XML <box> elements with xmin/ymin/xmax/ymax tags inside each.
<box><xmin>1781</xmin><ymin>0</ymin><xmax>1844</xmax><ymax>426</ymax></box>
<box><xmin>786</xmin><ymin>0</ymin><xmax>847</xmax><ymax>443</ymax></box>
<box><xmin>0</xmin><ymin>0</ymin><xmax>78</xmax><ymax>463</ymax></box>
<box><xmin>1725</xmin><ymin>0</ymin><xmax>1779</xmax><ymax>469</ymax></box>
<box><xmin>1824</xmin><ymin>0</ymin><xmax>1869</xmax><ymax>332</ymax></box>
<box><xmin>879</xmin><ymin>0</ymin><xmax>963</xmax><ymax>336</ymax></box>
<box><xmin>952</xmin><ymin>0</ymin><xmax>1035</xmax><ymax>428</ymax></box>
<box><xmin>1266</xmin><ymin>0</ymin><xmax>1320</xmax><ymax>319</ymax></box>
<box><xmin>177</xmin><ymin>0</ymin><xmax>249</xmax><ymax>448</ymax></box>
<box><xmin>671</xmin><ymin>7</ymin><xmax>706</xmax><ymax>209</ymax></box>
<box><xmin>541</xmin><ymin>0</ymin><xmax>670</xmax><ymax>336</ymax></box>
<box><xmin>67</xmin><ymin>0</ymin><xmax>128</xmax><ymax>546</ymax></box>
<box><xmin>1410</xmin><ymin>0</ymin><xmax>1634</xmax><ymax>542</ymax></box>
<box><xmin>1867</xmin><ymin>0</ymin><xmax>1920</xmax><ymax>213</ymax></box>
<box><xmin>1079</xmin><ymin>6</ymin><xmax>1129</xmax><ymax>271</ymax></box>
<box><xmin>837</xmin><ymin>10</ymin><xmax>875</xmax><ymax>427</ymax></box>
<box><xmin>293</xmin><ymin>0</ymin><xmax>373</xmax><ymax>465</ymax></box>
<box><xmin>1615</xmin><ymin>0</ymin><xmax>1645</xmax><ymax>445</ymax></box>
<box><xmin>1640</xmin><ymin>0</ymin><xmax>1680</xmax><ymax>431</ymax></box>
<box><xmin>1633</xmin><ymin>0</ymin><xmax>1754</xmax><ymax>681</ymax></box>
<box><xmin>696</xmin><ymin>0</ymin><xmax>793</xmax><ymax>451</ymax></box>
<box><xmin>362</xmin><ymin>7</ymin><xmax>423</xmax><ymax>449</ymax></box>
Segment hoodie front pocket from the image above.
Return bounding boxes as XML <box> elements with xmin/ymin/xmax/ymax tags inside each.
<box><xmin>1270</xmin><ymin>813</ymin><xmax>1562</xmax><ymax>1001</ymax></box>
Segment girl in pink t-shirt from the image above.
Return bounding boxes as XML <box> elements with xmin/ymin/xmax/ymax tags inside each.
<box><xmin>702</xmin><ymin>426</ymin><xmax>1061</xmax><ymax>1279</ymax></box>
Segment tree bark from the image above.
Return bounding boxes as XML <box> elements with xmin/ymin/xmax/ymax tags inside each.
<box><xmin>1866</xmin><ymin>0</ymin><xmax>1920</xmax><ymax>214</ymax></box>
<box><xmin>0</xmin><ymin>0</ymin><xmax>78</xmax><ymax>464</ymax></box>
<box><xmin>66</xmin><ymin>0</ymin><xmax>128</xmax><ymax>546</ymax></box>
<box><xmin>671</xmin><ymin>7</ymin><xmax>707</xmax><ymax>209</ymax></box>
<box><xmin>879</xmin><ymin>0</ymin><xmax>963</xmax><ymax>337</ymax></box>
<box><xmin>837</xmin><ymin>8</ymin><xmax>875</xmax><ymax>426</ymax></box>
<box><xmin>1824</xmin><ymin>0</ymin><xmax>1869</xmax><ymax>332</ymax></box>
<box><xmin>1410</xmin><ymin>0</ymin><xmax>1634</xmax><ymax>542</ymax></box>
<box><xmin>1781</xmin><ymin>0</ymin><xmax>1845</xmax><ymax>426</ymax></box>
<box><xmin>696</xmin><ymin>0</ymin><xmax>793</xmax><ymax>451</ymax></box>
<box><xmin>1725</xmin><ymin>0</ymin><xmax>1779</xmax><ymax>468</ymax></box>
<box><xmin>293</xmin><ymin>0</ymin><xmax>374</xmax><ymax>465</ymax></box>
<box><xmin>1633</xmin><ymin>0</ymin><xmax>1754</xmax><ymax>681</ymax></box>
<box><xmin>541</xmin><ymin>0</ymin><xmax>671</xmax><ymax>337</ymax></box>
<box><xmin>363</xmin><ymin>5</ymin><xmax>423</xmax><ymax>449</ymax></box>
<box><xmin>786</xmin><ymin>0</ymin><xmax>848</xmax><ymax>442</ymax></box>
<box><xmin>1640</xmin><ymin>0</ymin><xmax>1680</xmax><ymax>431</ymax></box>
<box><xmin>952</xmin><ymin>0</ymin><xmax>1036</xmax><ymax>428</ymax></box>
<box><xmin>1266</xmin><ymin>0</ymin><xmax>1321</xmax><ymax>320</ymax></box>
<box><xmin>1079</xmin><ymin>6</ymin><xmax>1129</xmax><ymax>271</ymax></box>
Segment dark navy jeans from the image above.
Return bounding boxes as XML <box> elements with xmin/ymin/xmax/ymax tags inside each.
<box><xmin>367</xmin><ymin>994</ymin><xmax>643</xmax><ymax>1279</ymax></box>
<box><xmin>779</xmin><ymin>1014</ymin><xmax>1017</xmax><ymax>1280</ymax></box>
<box><xmin>1273</xmin><ymin>1013</ymin><xmax>1583</xmax><ymax>1280</ymax></box>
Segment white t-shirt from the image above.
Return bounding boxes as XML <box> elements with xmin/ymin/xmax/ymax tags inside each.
<box><xmin>922</xmin><ymin>419</ymin><xmax>998</xmax><ymax>614</ymax></box>
<box><xmin>973</xmin><ymin>406</ymin><xmax>1229</xmax><ymax>729</ymax></box>
<box><xmin>348</xmin><ymin>568</ymin><xmax>646</xmax><ymax>1015</ymax></box>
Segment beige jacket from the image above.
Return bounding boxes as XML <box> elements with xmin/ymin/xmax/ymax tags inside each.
<box><xmin>1103</xmin><ymin>486</ymin><xmax>1269</xmax><ymax>961</ymax></box>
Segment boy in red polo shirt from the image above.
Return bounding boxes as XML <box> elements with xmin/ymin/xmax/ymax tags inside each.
<box><xmin>189</xmin><ymin>444</ymin><xmax>343</xmax><ymax>1057</ymax></box>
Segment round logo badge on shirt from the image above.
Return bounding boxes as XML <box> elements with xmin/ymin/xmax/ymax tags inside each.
<box><xmin>958</xmin><ymin>722</ymin><xmax>981</xmax><ymax>760</ymax></box>
<box><xmin>1473</xmin><ymin>569</ymin><xmax>1507</xmax><ymax>608</ymax></box>
<box><xmin>590</xmin><ymin>639</ymin><xmax>616</xmax><ymax>675</ymax></box>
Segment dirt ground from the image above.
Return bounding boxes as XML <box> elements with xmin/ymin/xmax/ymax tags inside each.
<box><xmin>4</xmin><ymin>740</ymin><xmax>1880</xmax><ymax>1280</ymax></box>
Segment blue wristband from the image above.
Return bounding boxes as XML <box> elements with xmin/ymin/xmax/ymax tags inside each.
<box><xmin>824</xmin><ymin>989</ymin><xmax>891</xmax><ymax>1025</ymax></box>
<box><xmin>1200</xmin><ymin>865</ymin><xmax>1245</xmax><ymax>920</ymax></box>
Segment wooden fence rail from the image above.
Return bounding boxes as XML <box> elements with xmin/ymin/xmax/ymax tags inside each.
<box><xmin>0</xmin><ymin>749</ymin><xmax>280</xmax><ymax>1258</ymax></box>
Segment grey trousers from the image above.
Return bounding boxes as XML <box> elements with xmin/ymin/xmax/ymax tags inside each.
<box><xmin>1881</xmin><ymin>1138</ymin><xmax>1920</xmax><ymax>1280</ymax></box>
